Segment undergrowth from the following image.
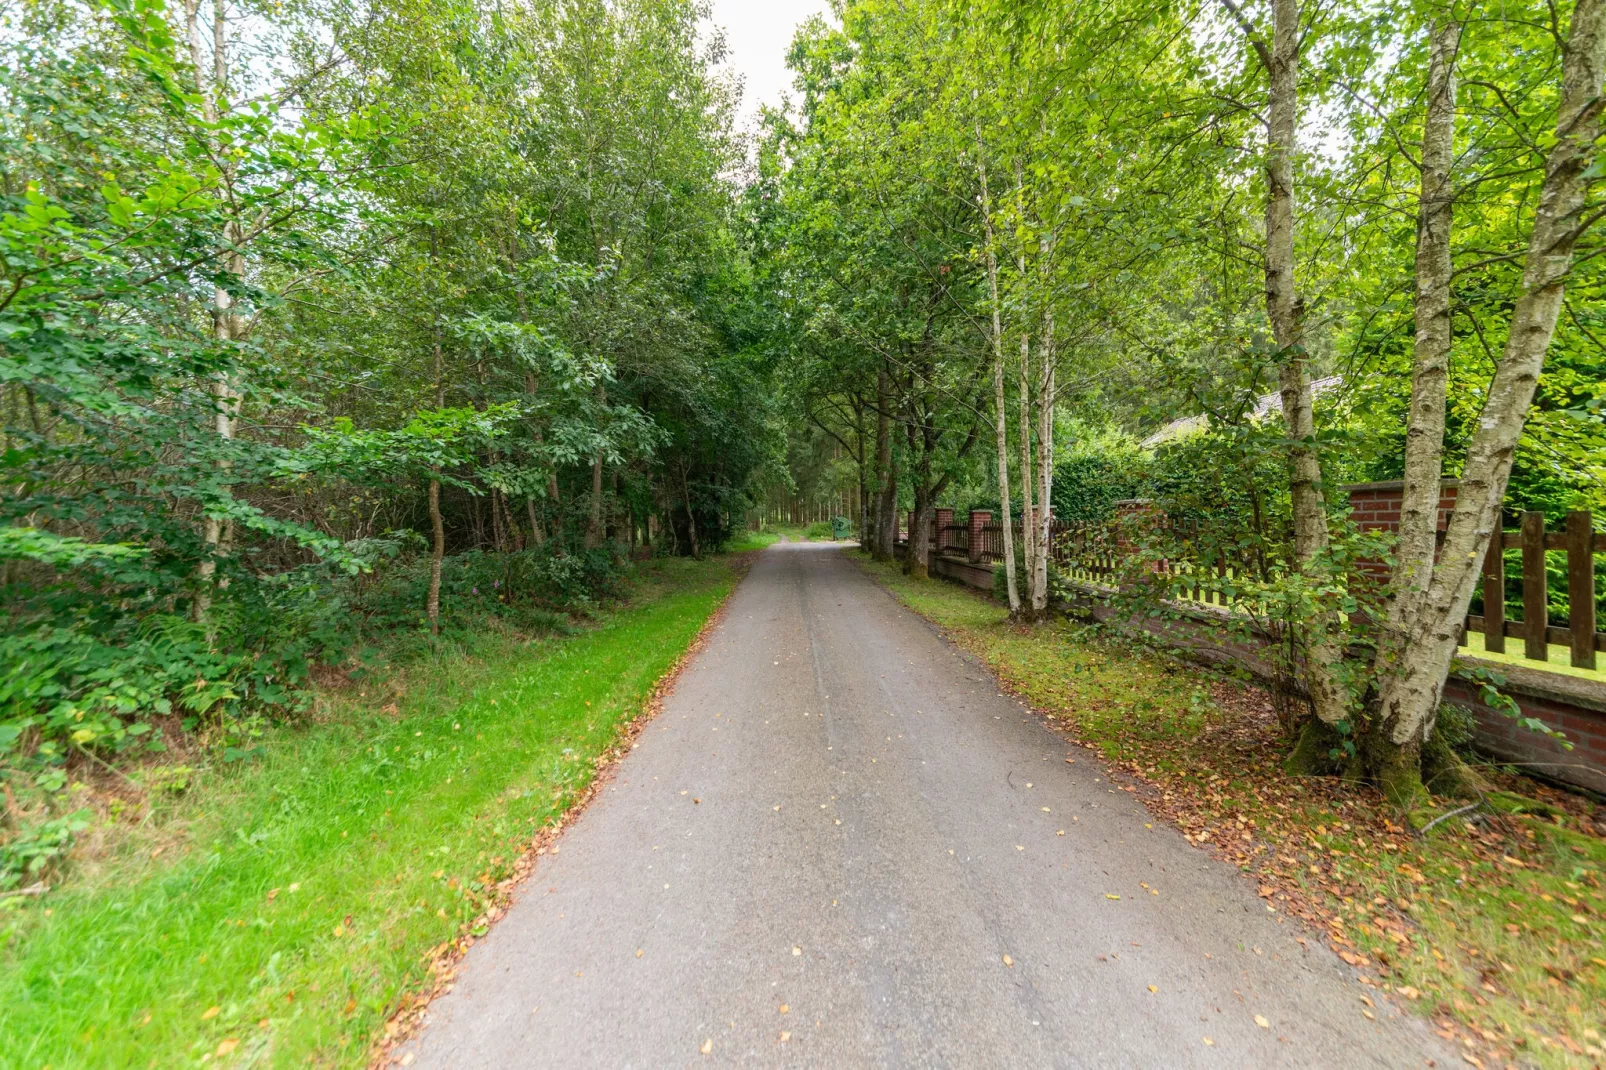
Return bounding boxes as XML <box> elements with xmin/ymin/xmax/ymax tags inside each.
<box><xmin>0</xmin><ymin>553</ymin><xmax>739</xmax><ymax>1067</ymax></box>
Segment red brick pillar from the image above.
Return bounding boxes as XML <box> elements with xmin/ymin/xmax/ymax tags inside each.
<box><xmin>934</xmin><ymin>508</ymin><xmax>954</xmax><ymax>553</ymax></box>
<box><xmin>968</xmin><ymin>510</ymin><xmax>990</xmax><ymax>563</ymax></box>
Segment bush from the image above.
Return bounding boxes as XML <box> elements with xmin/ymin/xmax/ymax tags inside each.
<box><xmin>0</xmin><ymin>542</ymin><xmax>629</xmax><ymax>773</ymax></box>
<box><xmin>1051</xmin><ymin>422</ymin><xmax>1145</xmax><ymax>524</ymax></box>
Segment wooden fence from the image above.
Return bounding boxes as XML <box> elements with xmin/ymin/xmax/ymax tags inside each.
<box><xmin>1472</xmin><ymin>510</ymin><xmax>1603</xmax><ymax>671</ymax></box>
<box><xmin>907</xmin><ymin>503</ymin><xmax>1605</xmax><ymax>673</ymax></box>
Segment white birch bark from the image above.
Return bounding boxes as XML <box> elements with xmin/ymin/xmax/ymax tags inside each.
<box><xmin>1033</xmin><ymin>301</ymin><xmax>1056</xmax><ymax>615</ymax></box>
<box><xmin>1386</xmin><ymin>19</ymin><xmax>1460</xmax><ymax>635</ymax></box>
<box><xmin>187</xmin><ymin>0</ymin><xmax>240</xmax><ymax>624</ymax></box>
<box><xmin>1018</xmin><ymin>324</ymin><xmax>1035</xmax><ymax>605</ymax></box>
<box><xmin>1225</xmin><ymin>0</ymin><xmax>1350</xmax><ymax>725</ymax></box>
<box><xmin>977</xmin><ymin>150</ymin><xmax>1020</xmax><ymax>613</ymax></box>
<box><xmin>1377</xmin><ymin>0</ymin><xmax>1606</xmax><ymax>745</ymax></box>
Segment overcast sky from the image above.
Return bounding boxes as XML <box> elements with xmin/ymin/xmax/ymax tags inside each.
<box><xmin>707</xmin><ymin>0</ymin><xmax>835</xmax><ymax>128</ymax></box>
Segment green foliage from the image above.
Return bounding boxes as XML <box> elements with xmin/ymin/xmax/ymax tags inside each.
<box><xmin>1049</xmin><ymin>422</ymin><xmax>1144</xmax><ymax>524</ymax></box>
<box><xmin>0</xmin><ymin>808</ymin><xmax>90</xmax><ymax>892</ymax></box>
<box><xmin>1</xmin><ymin>0</ymin><xmax>770</xmax><ymax>800</ymax></box>
<box><xmin>0</xmin><ymin>555</ymin><xmax>737</xmax><ymax>1064</ymax></box>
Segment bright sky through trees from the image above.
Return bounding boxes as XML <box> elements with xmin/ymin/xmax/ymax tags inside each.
<box><xmin>707</xmin><ymin>0</ymin><xmax>833</xmax><ymax>126</ymax></box>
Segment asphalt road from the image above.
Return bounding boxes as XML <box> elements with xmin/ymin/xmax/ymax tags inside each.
<box><xmin>402</xmin><ymin>542</ymin><xmax>1449</xmax><ymax>1069</ymax></box>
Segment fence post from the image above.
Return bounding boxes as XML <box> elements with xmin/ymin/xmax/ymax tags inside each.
<box><xmin>968</xmin><ymin>510</ymin><xmax>989</xmax><ymax>564</ymax></box>
<box><xmin>1482</xmin><ymin>529</ymin><xmax>1506</xmax><ymax>654</ymax></box>
<box><xmin>1522</xmin><ymin>510</ymin><xmax>1548</xmax><ymax>661</ymax></box>
<box><xmin>1568</xmin><ymin>510</ymin><xmax>1597</xmax><ymax>670</ymax></box>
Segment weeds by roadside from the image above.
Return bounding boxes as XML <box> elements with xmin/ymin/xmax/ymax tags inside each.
<box><xmin>0</xmin><ymin>554</ymin><xmax>741</xmax><ymax>1067</ymax></box>
<box><xmin>856</xmin><ymin>554</ymin><xmax>1606</xmax><ymax>1070</ymax></box>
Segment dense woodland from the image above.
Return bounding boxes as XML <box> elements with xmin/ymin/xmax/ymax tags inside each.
<box><xmin>4</xmin><ymin>0</ymin><xmax>1605</xmax><ymax>876</ymax></box>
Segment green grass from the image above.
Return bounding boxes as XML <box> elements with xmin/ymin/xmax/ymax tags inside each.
<box><xmin>723</xmin><ymin>529</ymin><xmax>783</xmax><ymax>552</ymax></box>
<box><xmin>856</xmin><ymin>555</ymin><xmax>1606</xmax><ymax>1067</ymax></box>
<box><xmin>1457</xmin><ymin>629</ymin><xmax>1606</xmax><ymax>686</ymax></box>
<box><xmin>0</xmin><ymin>555</ymin><xmax>739</xmax><ymax>1069</ymax></box>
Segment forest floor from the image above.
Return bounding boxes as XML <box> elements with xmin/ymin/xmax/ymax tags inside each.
<box><xmin>858</xmin><ymin>554</ymin><xmax>1606</xmax><ymax>1070</ymax></box>
<box><xmin>0</xmin><ymin>552</ymin><xmax>745</xmax><ymax>1068</ymax></box>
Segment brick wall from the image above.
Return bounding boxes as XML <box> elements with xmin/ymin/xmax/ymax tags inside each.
<box><xmin>1442</xmin><ymin>674</ymin><xmax>1606</xmax><ymax>795</ymax></box>
<box><xmin>1346</xmin><ymin>480</ymin><xmax>1459</xmax><ymax>583</ymax></box>
<box><xmin>1346</xmin><ymin>479</ymin><xmax>1459</xmax><ymax>535</ymax></box>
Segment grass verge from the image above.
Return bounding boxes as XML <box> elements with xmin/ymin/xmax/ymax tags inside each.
<box><xmin>856</xmin><ymin>554</ymin><xmax>1606</xmax><ymax>1070</ymax></box>
<box><xmin>0</xmin><ymin>553</ymin><xmax>742</xmax><ymax>1069</ymax></box>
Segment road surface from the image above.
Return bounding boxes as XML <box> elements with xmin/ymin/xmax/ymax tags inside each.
<box><xmin>401</xmin><ymin>542</ymin><xmax>1447</xmax><ymax>1068</ymax></box>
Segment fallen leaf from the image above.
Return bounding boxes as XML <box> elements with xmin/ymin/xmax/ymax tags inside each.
<box><xmin>1397</xmin><ymin>986</ymin><xmax>1420</xmax><ymax>1000</ymax></box>
<box><xmin>636</xmin><ymin>949</ymin><xmax>643</xmax><ymax>958</ymax></box>
<box><xmin>1003</xmin><ymin>954</ymin><xmax>1014</xmax><ymax>967</ymax></box>
<box><xmin>779</xmin><ymin>1031</ymin><xmax>791</xmax><ymax>1042</ymax></box>
<box><xmin>780</xmin><ymin>1004</ymin><xmax>789</xmax><ymax>1014</ymax></box>
<box><xmin>792</xmin><ymin>946</ymin><xmax>802</xmax><ymax>956</ymax></box>
<box><xmin>1105</xmin><ymin>894</ymin><xmax>1121</xmax><ymax>900</ymax></box>
<box><xmin>216</xmin><ymin>1038</ymin><xmax>239</xmax><ymax>1056</ymax></box>
<box><xmin>1148</xmin><ymin>985</ymin><xmax>1158</xmax><ymax>993</ymax></box>
<box><xmin>1203</xmin><ymin>1036</ymin><xmax>1214</xmax><ymax>1046</ymax></box>
<box><xmin>1255</xmin><ymin>1015</ymin><xmax>1270</xmax><ymax>1029</ymax></box>
<box><xmin>701</xmin><ymin>1038</ymin><xmax>712</xmax><ymax>1055</ymax></box>
<box><xmin>1057</xmin><ymin>830</ymin><xmax>1065</xmax><ymax>836</ymax></box>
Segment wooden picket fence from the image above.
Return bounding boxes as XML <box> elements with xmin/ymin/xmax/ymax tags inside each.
<box><xmin>910</xmin><ymin>505</ymin><xmax>1604</xmax><ymax>673</ymax></box>
<box><xmin>1471</xmin><ymin>510</ymin><xmax>1603</xmax><ymax>671</ymax></box>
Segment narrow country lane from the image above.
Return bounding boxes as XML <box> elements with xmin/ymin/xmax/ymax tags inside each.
<box><xmin>401</xmin><ymin>543</ymin><xmax>1450</xmax><ymax>1069</ymax></box>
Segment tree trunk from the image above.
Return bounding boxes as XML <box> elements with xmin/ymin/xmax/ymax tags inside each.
<box><xmin>1370</xmin><ymin>0</ymin><xmax>1606</xmax><ymax>782</ymax></box>
<box><xmin>1254</xmin><ymin>0</ymin><xmax>1350</xmax><ymax>729</ymax></box>
<box><xmin>1017</xmin><ymin>316</ymin><xmax>1036</xmax><ymax>613</ymax></box>
<box><xmin>1032</xmin><ymin>302</ymin><xmax>1056</xmax><ymax>618</ymax></box>
<box><xmin>908</xmin><ymin>486</ymin><xmax>931</xmax><ymax>580</ymax></box>
<box><xmin>681</xmin><ymin>464</ymin><xmax>699</xmax><ymax>559</ymax></box>
<box><xmin>526</xmin><ymin>497</ymin><xmax>545</xmax><ymax>547</ymax></box>
<box><xmin>490</xmin><ymin>484</ymin><xmax>507</xmax><ymax>552</ymax></box>
<box><xmin>586</xmin><ymin>384</ymin><xmax>605</xmax><ymax>548</ymax></box>
<box><xmin>427</xmin><ymin>475</ymin><xmax>444</xmax><ymax>635</ymax></box>
<box><xmin>425</xmin><ymin>322</ymin><xmax>447</xmax><ymax>631</ymax></box>
<box><xmin>1387</xmin><ymin>20</ymin><xmax>1461</xmax><ymax>631</ymax></box>
<box><xmin>872</xmin><ymin>365</ymin><xmax>895</xmax><ymax>561</ymax></box>
<box><xmin>587</xmin><ymin>452</ymin><xmax>604</xmax><ymax>548</ymax></box>
<box><xmin>978</xmin><ymin>148</ymin><xmax>1020</xmax><ymax>613</ymax></box>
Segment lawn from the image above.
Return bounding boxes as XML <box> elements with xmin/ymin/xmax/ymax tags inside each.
<box><xmin>0</xmin><ymin>554</ymin><xmax>741</xmax><ymax>1069</ymax></box>
<box><xmin>856</xmin><ymin>554</ymin><xmax>1606</xmax><ymax>1069</ymax></box>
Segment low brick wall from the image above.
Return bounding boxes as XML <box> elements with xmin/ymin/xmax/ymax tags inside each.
<box><xmin>1442</xmin><ymin>670</ymin><xmax>1606</xmax><ymax>795</ymax></box>
<box><xmin>931</xmin><ymin>553</ymin><xmax>994</xmax><ymax>592</ymax></box>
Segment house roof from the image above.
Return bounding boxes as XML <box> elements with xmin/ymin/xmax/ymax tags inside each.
<box><xmin>1140</xmin><ymin>376</ymin><xmax>1343</xmax><ymax>448</ymax></box>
